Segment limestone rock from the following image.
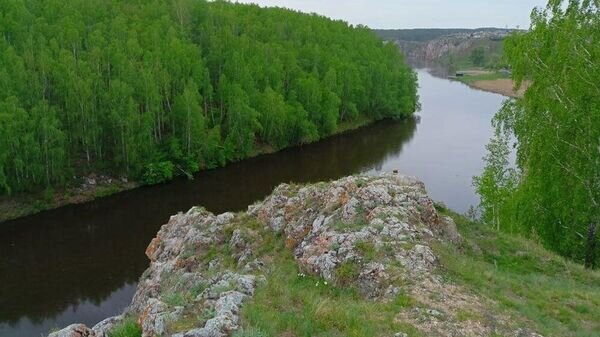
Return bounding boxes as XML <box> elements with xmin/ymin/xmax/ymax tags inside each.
<box><xmin>49</xmin><ymin>172</ymin><xmax>545</xmax><ymax>337</ymax></box>
<box><xmin>251</xmin><ymin>173</ymin><xmax>461</xmax><ymax>298</ymax></box>
<box><xmin>48</xmin><ymin>324</ymin><xmax>94</xmax><ymax>337</ymax></box>
<box><xmin>91</xmin><ymin>316</ymin><xmax>123</xmax><ymax>337</ymax></box>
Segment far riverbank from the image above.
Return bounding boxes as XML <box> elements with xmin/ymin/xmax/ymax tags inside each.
<box><xmin>449</xmin><ymin>69</ymin><xmax>530</xmax><ymax>98</ymax></box>
<box><xmin>0</xmin><ymin>117</ymin><xmax>374</xmax><ymax>224</ymax></box>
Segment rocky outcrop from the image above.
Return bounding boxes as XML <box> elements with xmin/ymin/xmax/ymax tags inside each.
<box><xmin>249</xmin><ymin>174</ymin><xmax>461</xmax><ymax>299</ymax></box>
<box><xmin>48</xmin><ymin>316</ymin><xmax>123</xmax><ymax>337</ymax></box>
<box><xmin>48</xmin><ymin>173</ymin><xmax>541</xmax><ymax>337</ymax></box>
<box><xmin>395</xmin><ymin>37</ymin><xmax>476</xmax><ymax>63</ymax></box>
<box><xmin>387</xmin><ymin>30</ymin><xmax>509</xmax><ymax>63</ymax></box>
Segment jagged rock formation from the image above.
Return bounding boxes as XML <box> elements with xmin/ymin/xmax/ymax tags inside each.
<box><xmin>49</xmin><ymin>173</ymin><xmax>542</xmax><ymax>337</ymax></box>
<box><xmin>394</xmin><ymin>38</ymin><xmax>476</xmax><ymax>63</ymax></box>
<box><xmin>384</xmin><ymin>29</ymin><xmax>508</xmax><ymax>64</ymax></box>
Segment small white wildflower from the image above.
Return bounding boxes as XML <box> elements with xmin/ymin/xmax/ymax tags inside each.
<box><xmin>315</xmin><ymin>281</ymin><xmax>319</xmax><ymax>286</ymax></box>
<box><xmin>324</xmin><ymin>281</ymin><xmax>328</xmax><ymax>285</ymax></box>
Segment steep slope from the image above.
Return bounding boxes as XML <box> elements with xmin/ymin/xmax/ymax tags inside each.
<box><xmin>47</xmin><ymin>173</ymin><xmax>600</xmax><ymax>337</ymax></box>
<box><xmin>375</xmin><ymin>29</ymin><xmax>508</xmax><ymax>69</ymax></box>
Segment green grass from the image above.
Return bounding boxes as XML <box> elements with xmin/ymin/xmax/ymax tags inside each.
<box><xmin>163</xmin><ymin>292</ymin><xmax>186</xmax><ymax>307</ymax></box>
<box><xmin>233</xmin><ymin>328</ymin><xmax>269</xmax><ymax>337</ymax></box>
<box><xmin>109</xmin><ymin>318</ymin><xmax>142</xmax><ymax>337</ymax></box>
<box><xmin>334</xmin><ymin>260</ymin><xmax>361</xmax><ymax>287</ymax></box>
<box><xmin>354</xmin><ymin>241</ymin><xmax>379</xmax><ymax>262</ymax></box>
<box><xmin>392</xmin><ymin>292</ymin><xmax>416</xmax><ymax>308</ymax></box>
<box><xmin>434</xmin><ymin>206</ymin><xmax>600</xmax><ymax>337</ymax></box>
<box><xmin>454</xmin><ymin>71</ymin><xmax>510</xmax><ymax>85</ymax></box>
<box><xmin>238</xmin><ymin>238</ymin><xmax>422</xmax><ymax>337</ymax></box>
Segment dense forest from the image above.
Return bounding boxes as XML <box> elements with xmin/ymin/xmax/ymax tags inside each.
<box><xmin>475</xmin><ymin>0</ymin><xmax>599</xmax><ymax>267</ymax></box>
<box><xmin>0</xmin><ymin>0</ymin><xmax>418</xmax><ymax>194</ymax></box>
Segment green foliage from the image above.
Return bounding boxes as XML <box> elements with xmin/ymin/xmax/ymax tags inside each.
<box><xmin>473</xmin><ymin>104</ymin><xmax>518</xmax><ymax>230</ymax></box>
<box><xmin>141</xmin><ymin>161</ymin><xmax>175</xmax><ymax>185</ymax></box>
<box><xmin>476</xmin><ymin>0</ymin><xmax>599</xmax><ymax>268</ymax></box>
<box><xmin>0</xmin><ymin>0</ymin><xmax>417</xmax><ymax>194</ymax></box>
<box><xmin>437</xmin><ymin>38</ymin><xmax>505</xmax><ymax>71</ymax></box>
<box><xmin>469</xmin><ymin>47</ymin><xmax>486</xmax><ymax>66</ymax></box>
<box><xmin>109</xmin><ymin>318</ymin><xmax>141</xmax><ymax>337</ymax></box>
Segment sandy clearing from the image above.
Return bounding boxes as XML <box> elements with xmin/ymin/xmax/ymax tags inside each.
<box><xmin>470</xmin><ymin>79</ymin><xmax>530</xmax><ymax>98</ymax></box>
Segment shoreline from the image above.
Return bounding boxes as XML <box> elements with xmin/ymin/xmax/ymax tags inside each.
<box><xmin>448</xmin><ymin>69</ymin><xmax>529</xmax><ymax>98</ymax></box>
<box><xmin>465</xmin><ymin>78</ymin><xmax>529</xmax><ymax>98</ymax></box>
<box><xmin>0</xmin><ymin>116</ymin><xmax>377</xmax><ymax>224</ymax></box>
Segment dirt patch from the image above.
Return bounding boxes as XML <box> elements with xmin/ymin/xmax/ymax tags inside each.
<box><xmin>470</xmin><ymin>79</ymin><xmax>530</xmax><ymax>98</ymax></box>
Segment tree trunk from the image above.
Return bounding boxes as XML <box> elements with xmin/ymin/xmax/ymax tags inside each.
<box><xmin>584</xmin><ymin>222</ymin><xmax>597</xmax><ymax>269</ymax></box>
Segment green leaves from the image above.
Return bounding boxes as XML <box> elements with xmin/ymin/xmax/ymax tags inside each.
<box><xmin>469</xmin><ymin>47</ymin><xmax>485</xmax><ymax>67</ymax></box>
<box><xmin>0</xmin><ymin>0</ymin><xmax>417</xmax><ymax>193</ymax></box>
<box><xmin>473</xmin><ymin>104</ymin><xmax>518</xmax><ymax>231</ymax></box>
<box><xmin>142</xmin><ymin>161</ymin><xmax>175</xmax><ymax>186</ymax></box>
<box><xmin>477</xmin><ymin>0</ymin><xmax>600</xmax><ymax>267</ymax></box>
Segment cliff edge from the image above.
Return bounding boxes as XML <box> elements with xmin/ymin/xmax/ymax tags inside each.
<box><xmin>49</xmin><ymin>173</ymin><xmax>551</xmax><ymax>337</ymax></box>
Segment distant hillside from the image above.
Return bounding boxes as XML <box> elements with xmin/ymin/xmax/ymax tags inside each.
<box><xmin>374</xmin><ymin>28</ymin><xmax>514</xmax><ymax>70</ymax></box>
<box><xmin>374</xmin><ymin>28</ymin><xmax>510</xmax><ymax>42</ymax></box>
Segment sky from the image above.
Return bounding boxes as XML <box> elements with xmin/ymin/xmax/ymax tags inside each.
<box><xmin>233</xmin><ymin>0</ymin><xmax>548</xmax><ymax>29</ymax></box>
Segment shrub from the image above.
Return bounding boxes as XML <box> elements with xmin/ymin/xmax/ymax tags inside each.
<box><xmin>109</xmin><ymin>318</ymin><xmax>141</xmax><ymax>337</ymax></box>
<box><xmin>141</xmin><ymin>161</ymin><xmax>175</xmax><ymax>185</ymax></box>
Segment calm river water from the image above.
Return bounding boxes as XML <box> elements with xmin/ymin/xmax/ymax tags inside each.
<box><xmin>0</xmin><ymin>69</ymin><xmax>505</xmax><ymax>337</ymax></box>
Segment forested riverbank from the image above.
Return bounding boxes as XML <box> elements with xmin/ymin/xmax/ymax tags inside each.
<box><xmin>0</xmin><ymin>0</ymin><xmax>417</xmax><ymax>205</ymax></box>
<box><xmin>0</xmin><ymin>116</ymin><xmax>372</xmax><ymax>223</ymax></box>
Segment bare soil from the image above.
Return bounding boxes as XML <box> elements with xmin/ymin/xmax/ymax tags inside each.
<box><xmin>470</xmin><ymin>79</ymin><xmax>530</xmax><ymax>98</ymax></box>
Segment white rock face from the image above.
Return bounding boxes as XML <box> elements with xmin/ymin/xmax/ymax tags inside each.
<box><xmin>250</xmin><ymin>173</ymin><xmax>461</xmax><ymax>299</ymax></box>
<box><xmin>48</xmin><ymin>324</ymin><xmax>94</xmax><ymax>337</ymax></box>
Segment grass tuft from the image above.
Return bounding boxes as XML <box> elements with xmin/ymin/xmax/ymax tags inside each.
<box><xmin>237</xmin><ymin>237</ymin><xmax>422</xmax><ymax>337</ymax></box>
<box><xmin>109</xmin><ymin>318</ymin><xmax>141</xmax><ymax>337</ymax></box>
<box><xmin>334</xmin><ymin>260</ymin><xmax>361</xmax><ymax>287</ymax></box>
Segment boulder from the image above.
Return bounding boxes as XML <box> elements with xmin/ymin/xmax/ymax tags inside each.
<box><xmin>48</xmin><ymin>324</ymin><xmax>94</xmax><ymax>337</ymax></box>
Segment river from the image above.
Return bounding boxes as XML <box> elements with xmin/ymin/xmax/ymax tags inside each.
<box><xmin>0</xmin><ymin>69</ymin><xmax>506</xmax><ymax>337</ymax></box>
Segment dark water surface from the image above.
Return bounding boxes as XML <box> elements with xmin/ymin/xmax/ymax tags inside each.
<box><xmin>0</xmin><ymin>70</ymin><xmax>505</xmax><ymax>337</ymax></box>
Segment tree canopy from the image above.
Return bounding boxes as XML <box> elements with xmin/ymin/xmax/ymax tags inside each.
<box><xmin>475</xmin><ymin>0</ymin><xmax>599</xmax><ymax>267</ymax></box>
<box><xmin>0</xmin><ymin>0</ymin><xmax>418</xmax><ymax>193</ymax></box>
